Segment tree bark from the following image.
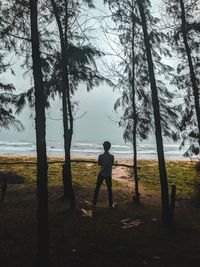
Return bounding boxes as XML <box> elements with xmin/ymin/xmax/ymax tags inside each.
<box><xmin>137</xmin><ymin>0</ymin><xmax>170</xmax><ymax>222</ymax></box>
<box><xmin>170</xmin><ymin>185</ymin><xmax>176</xmax><ymax>221</ymax></box>
<box><xmin>51</xmin><ymin>0</ymin><xmax>75</xmax><ymax>208</ymax></box>
<box><xmin>30</xmin><ymin>0</ymin><xmax>49</xmax><ymax>265</ymax></box>
<box><xmin>0</xmin><ymin>160</ymin><xmax>138</xmax><ymax>168</ymax></box>
<box><xmin>61</xmin><ymin>48</ymin><xmax>75</xmax><ymax>207</ymax></box>
<box><xmin>131</xmin><ymin>4</ymin><xmax>139</xmax><ymax>202</ymax></box>
<box><xmin>1</xmin><ymin>177</ymin><xmax>7</xmax><ymax>203</ymax></box>
<box><xmin>179</xmin><ymin>0</ymin><xmax>200</xmax><ymax>145</ymax></box>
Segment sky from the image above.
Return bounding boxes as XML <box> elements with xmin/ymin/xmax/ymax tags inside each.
<box><xmin>0</xmin><ymin>0</ymin><xmax>171</xmax><ymax>145</ymax></box>
<box><xmin>0</xmin><ymin>0</ymin><xmax>125</xmax><ymax>144</ymax></box>
<box><xmin>0</xmin><ymin>67</ymin><xmax>124</xmax><ymax>143</ymax></box>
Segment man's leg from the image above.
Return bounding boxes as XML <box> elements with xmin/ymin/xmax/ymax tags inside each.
<box><xmin>105</xmin><ymin>177</ymin><xmax>113</xmax><ymax>207</ymax></box>
<box><xmin>93</xmin><ymin>174</ymin><xmax>103</xmax><ymax>206</ymax></box>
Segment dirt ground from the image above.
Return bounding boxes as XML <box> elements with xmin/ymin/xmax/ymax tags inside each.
<box><xmin>0</xmin><ymin>159</ymin><xmax>200</xmax><ymax>266</ymax></box>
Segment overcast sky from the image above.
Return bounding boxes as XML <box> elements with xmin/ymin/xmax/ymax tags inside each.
<box><xmin>0</xmin><ymin>0</ymin><xmax>169</xmax><ymax>145</ymax></box>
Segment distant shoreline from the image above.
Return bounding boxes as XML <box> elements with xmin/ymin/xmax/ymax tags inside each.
<box><xmin>0</xmin><ymin>154</ymin><xmax>196</xmax><ymax>162</ymax></box>
<box><xmin>0</xmin><ymin>139</ymin><xmax>189</xmax><ymax>160</ymax></box>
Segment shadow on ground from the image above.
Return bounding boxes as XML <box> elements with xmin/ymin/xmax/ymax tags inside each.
<box><xmin>0</xmin><ymin>176</ymin><xmax>200</xmax><ymax>266</ymax></box>
<box><xmin>0</xmin><ymin>171</ymin><xmax>26</xmax><ymax>184</ymax></box>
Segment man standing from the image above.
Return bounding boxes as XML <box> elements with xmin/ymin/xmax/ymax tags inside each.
<box><xmin>93</xmin><ymin>141</ymin><xmax>114</xmax><ymax>208</ymax></box>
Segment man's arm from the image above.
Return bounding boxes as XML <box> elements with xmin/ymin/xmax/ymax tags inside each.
<box><xmin>98</xmin><ymin>155</ymin><xmax>102</xmax><ymax>166</ymax></box>
<box><xmin>112</xmin><ymin>155</ymin><xmax>114</xmax><ymax>165</ymax></box>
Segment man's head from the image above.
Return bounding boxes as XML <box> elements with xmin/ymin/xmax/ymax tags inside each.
<box><xmin>103</xmin><ymin>141</ymin><xmax>111</xmax><ymax>152</ymax></box>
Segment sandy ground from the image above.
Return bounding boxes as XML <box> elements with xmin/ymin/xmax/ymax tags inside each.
<box><xmin>1</xmin><ymin>155</ymin><xmax>200</xmax><ymax>266</ymax></box>
<box><xmin>0</xmin><ymin>155</ymin><xmax>134</xmax><ymax>182</ymax></box>
<box><xmin>82</xmin><ymin>157</ymin><xmax>134</xmax><ymax>183</ymax></box>
<box><xmin>112</xmin><ymin>159</ymin><xmax>134</xmax><ymax>183</ymax></box>
<box><xmin>0</xmin><ymin>155</ymin><xmax>193</xmax><ymax>186</ymax></box>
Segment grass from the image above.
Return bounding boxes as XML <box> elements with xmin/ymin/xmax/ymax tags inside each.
<box><xmin>1</xmin><ymin>157</ymin><xmax>199</xmax><ymax>194</ymax></box>
<box><xmin>0</xmin><ymin>156</ymin><xmax>121</xmax><ymax>187</ymax></box>
<box><xmin>1</xmin><ymin>156</ymin><xmax>200</xmax><ymax>266</ymax></box>
<box><xmin>136</xmin><ymin>160</ymin><xmax>200</xmax><ymax>195</ymax></box>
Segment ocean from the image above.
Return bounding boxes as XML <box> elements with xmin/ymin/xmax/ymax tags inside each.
<box><xmin>0</xmin><ymin>139</ymin><xmax>189</xmax><ymax>160</ymax></box>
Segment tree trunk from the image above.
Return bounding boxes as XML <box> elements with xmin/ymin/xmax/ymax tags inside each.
<box><xmin>61</xmin><ymin>69</ymin><xmax>75</xmax><ymax>208</ymax></box>
<box><xmin>137</xmin><ymin>0</ymin><xmax>170</xmax><ymax>222</ymax></box>
<box><xmin>62</xmin><ymin>1</ymin><xmax>75</xmax><ymax>208</ymax></box>
<box><xmin>50</xmin><ymin>0</ymin><xmax>75</xmax><ymax>208</ymax></box>
<box><xmin>30</xmin><ymin>0</ymin><xmax>49</xmax><ymax>265</ymax></box>
<box><xmin>179</xmin><ymin>0</ymin><xmax>200</xmax><ymax>145</ymax></box>
<box><xmin>1</xmin><ymin>177</ymin><xmax>7</xmax><ymax>203</ymax></box>
<box><xmin>131</xmin><ymin>6</ymin><xmax>139</xmax><ymax>202</ymax></box>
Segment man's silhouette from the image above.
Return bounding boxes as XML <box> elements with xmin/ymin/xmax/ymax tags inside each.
<box><xmin>93</xmin><ymin>141</ymin><xmax>114</xmax><ymax>208</ymax></box>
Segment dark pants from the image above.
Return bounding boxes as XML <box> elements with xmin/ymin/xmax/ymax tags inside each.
<box><xmin>93</xmin><ymin>174</ymin><xmax>113</xmax><ymax>207</ymax></box>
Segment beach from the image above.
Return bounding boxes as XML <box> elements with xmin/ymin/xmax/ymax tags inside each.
<box><xmin>1</xmin><ymin>154</ymin><xmax>200</xmax><ymax>266</ymax></box>
<box><xmin>0</xmin><ymin>139</ymin><xmax>190</xmax><ymax>160</ymax></box>
<box><xmin>0</xmin><ymin>155</ymin><xmax>195</xmax><ymax>185</ymax></box>
<box><xmin>0</xmin><ymin>155</ymin><xmax>198</xmax><ymax>195</ymax></box>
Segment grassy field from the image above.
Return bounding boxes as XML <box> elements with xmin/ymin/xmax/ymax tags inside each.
<box><xmin>1</xmin><ymin>156</ymin><xmax>199</xmax><ymax>194</ymax></box>
<box><xmin>0</xmin><ymin>156</ymin><xmax>200</xmax><ymax>266</ymax></box>
<box><xmin>0</xmin><ymin>156</ymin><xmax>122</xmax><ymax>187</ymax></box>
<box><xmin>137</xmin><ymin>160</ymin><xmax>200</xmax><ymax>195</ymax></box>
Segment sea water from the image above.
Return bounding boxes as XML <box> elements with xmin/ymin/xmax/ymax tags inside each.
<box><xmin>0</xmin><ymin>139</ymin><xmax>190</xmax><ymax>160</ymax></box>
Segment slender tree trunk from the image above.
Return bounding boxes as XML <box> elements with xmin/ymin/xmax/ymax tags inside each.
<box><xmin>137</xmin><ymin>0</ymin><xmax>170</xmax><ymax>222</ymax></box>
<box><xmin>131</xmin><ymin>7</ymin><xmax>139</xmax><ymax>202</ymax></box>
<box><xmin>51</xmin><ymin>0</ymin><xmax>75</xmax><ymax>208</ymax></box>
<box><xmin>179</xmin><ymin>0</ymin><xmax>200</xmax><ymax>145</ymax></box>
<box><xmin>61</xmin><ymin>48</ymin><xmax>75</xmax><ymax>208</ymax></box>
<box><xmin>30</xmin><ymin>0</ymin><xmax>49</xmax><ymax>265</ymax></box>
<box><xmin>62</xmin><ymin>0</ymin><xmax>75</xmax><ymax>208</ymax></box>
<box><xmin>1</xmin><ymin>177</ymin><xmax>7</xmax><ymax>203</ymax></box>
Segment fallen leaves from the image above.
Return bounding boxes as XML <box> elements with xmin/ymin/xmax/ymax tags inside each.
<box><xmin>84</xmin><ymin>200</ymin><xmax>92</xmax><ymax>206</ymax></box>
<box><xmin>81</xmin><ymin>208</ymin><xmax>93</xmax><ymax>217</ymax></box>
<box><xmin>120</xmin><ymin>218</ymin><xmax>143</xmax><ymax>229</ymax></box>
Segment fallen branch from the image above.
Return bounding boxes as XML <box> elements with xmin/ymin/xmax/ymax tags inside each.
<box><xmin>0</xmin><ymin>159</ymin><xmax>139</xmax><ymax>169</ymax></box>
<box><xmin>0</xmin><ymin>162</ymin><xmax>36</xmax><ymax>165</ymax></box>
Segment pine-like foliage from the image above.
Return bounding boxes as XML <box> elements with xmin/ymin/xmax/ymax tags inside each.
<box><xmin>164</xmin><ymin>0</ymin><xmax>200</xmax><ymax>157</ymax></box>
<box><xmin>47</xmin><ymin>0</ymin><xmax>113</xmax><ymax>203</ymax></box>
<box><xmin>105</xmin><ymin>0</ymin><xmax>181</xmax><ymax>219</ymax></box>
<box><xmin>0</xmin><ymin>84</ymin><xmax>23</xmax><ymax>131</ymax></box>
<box><xmin>0</xmin><ymin>52</ymin><xmax>23</xmax><ymax>130</ymax></box>
<box><xmin>47</xmin><ymin>0</ymin><xmax>112</xmax><ymax>100</ymax></box>
<box><xmin>0</xmin><ymin>0</ymin><xmax>56</xmax><ymax>111</ymax></box>
<box><xmin>5</xmin><ymin>0</ymin><xmax>111</xmax><ymax>115</ymax></box>
<box><xmin>105</xmin><ymin>0</ymin><xmax>180</xmax><ymax>144</ymax></box>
